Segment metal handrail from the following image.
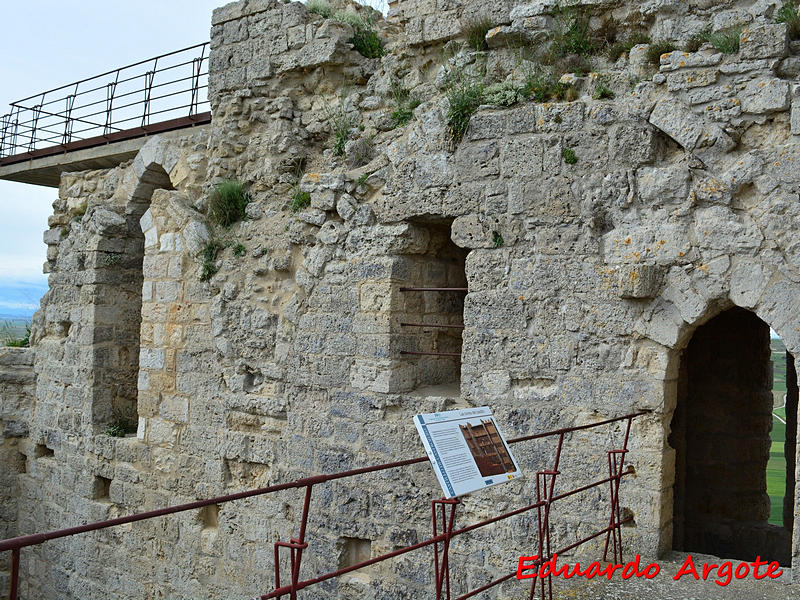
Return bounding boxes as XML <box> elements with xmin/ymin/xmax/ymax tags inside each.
<box><xmin>1</xmin><ymin>410</ymin><xmax>648</xmax><ymax>600</ymax></box>
<box><xmin>0</xmin><ymin>43</ymin><xmax>211</xmax><ymax>164</ymax></box>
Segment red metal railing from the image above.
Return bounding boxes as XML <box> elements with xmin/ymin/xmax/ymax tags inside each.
<box><xmin>0</xmin><ymin>43</ymin><xmax>210</xmax><ymax>166</ymax></box>
<box><xmin>1</xmin><ymin>410</ymin><xmax>646</xmax><ymax>600</ymax></box>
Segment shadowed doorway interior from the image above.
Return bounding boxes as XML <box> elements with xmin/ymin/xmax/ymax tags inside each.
<box><xmin>669</xmin><ymin>307</ymin><xmax>795</xmax><ymax>566</ymax></box>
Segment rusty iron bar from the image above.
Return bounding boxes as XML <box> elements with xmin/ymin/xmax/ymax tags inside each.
<box><xmin>399</xmin><ymin>287</ymin><xmax>468</xmax><ymax>292</ymax></box>
<box><xmin>0</xmin><ymin>112</ymin><xmax>211</xmax><ymax>168</ymax></box>
<box><xmin>1</xmin><ymin>411</ymin><xmax>647</xmax><ymax>600</ymax></box>
<box><xmin>453</xmin><ymin>515</ymin><xmax>635</xmax><ymax>600</ymax></box>
<box><xmin>11</xmin><ymin>42</ymin><xmax>210</xmax><ymax>106</ymax></box>
<box><xmin>603</xmin><ymin>415</ymin><xmax>633</xmax><ymax>564</ymax></box>
<box><xmin>262</xmin><ymin>468</ymin><xmax>637</xmax><ymax>599</ymax></box>
<box><xmin>400</xmin><ymin>322</ymin><xmax>465</xmax><ymax>329</ymax></box>
<box><xmin>532</xmin><ymin>432</ymin><xmax>564</xmax><ymax>600</ymax></box>
<box><xmin>8</xmin><ymin>548</ymin><xmax>19</xmax><ymax>600</ymax></box>
<box><xmin>432</xmin><ymin>498</ymin><xmax>459</xmax><ymax>600</ymax></box>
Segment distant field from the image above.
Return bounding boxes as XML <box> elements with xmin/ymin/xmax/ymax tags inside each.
<box><xmin>768</xmin><ymin>338</ymin><xmax>788</xmax><ymax>525</ymax></box>
<box><xmin>0</xmin><ymin>319</ymin><xmax>31</xmax><ymax>345</ymax></box>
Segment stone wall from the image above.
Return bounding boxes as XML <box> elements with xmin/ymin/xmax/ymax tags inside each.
<box><xmin>6</xmin><ymin>0</ymin><xmax>800</xmax><ymax>597</ymax></box>
<box><xmin>0</xmin><ymin>347</ymin><xmax>34</xmax><ymax>593</ymax></box>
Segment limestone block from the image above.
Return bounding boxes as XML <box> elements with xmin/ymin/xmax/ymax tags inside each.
<box><xmin>693</xmin><ymin>206</ymin><xmax>763</xmax><ymax>254</ymax></box>
<box><xmin>665</xmin><ymin>68</ymin><xmax>719</xmax><ymax>92</ymax></box>
<box><xmin>143</xmin><ymin>226</ymin><xmax>158</xmax><ymax>250</ymax></box>
<box><xmin>88</xmin><ymin>208</ymin><xmax>126</xmax><ymax>236</ymax></box>
<box><xmin>160</xmin><ymin>396</ymin><xmax>189</xmax><ymax>423</ymax></box>
<box><xmin>509</xmin><ymin>1</ymin><xmax>557</xmax><ymax>19</ymax></box>
<box><xmin>310</xmin><ymin>189</ymin><xmax>336</xmax><ymax>211</ymax></box>
<box><xmin>608</xmin><ymin>124</ymin><xmax>657</xmax><ymax>168</ymax></box>
<box><xmin>659</xmin><ymin>50</ymin><xmax>722</xmax><ymax>71</ymax></box>
<box><xmin>182</xmin><ymin>220</ymin><xmax>210</xmax><ymax>255</ymax></box>
<box><xmin>636</xmin><ymin>165</ymin><xmax>690</xmax><ymax>206</ymax></box>
<box><xmin>740</xmin><ymin>23</ymin><xmax>788</xmax><ymax>60</ymax></box>
<box><xmin>316</xmin><ymin>221</ymin><xmax>345</xmax><ymax>245</ymax></box>
<box><xmin>740</xmin><ymin>77</ymin><xmax>790</xmax><ymax>114</ymax></box>
<box><xmin>712</xmin><ymin>9</ymin><xmax>752</xmax><ymax>32</ymax></box>
<box><xmin>730</xmin><ymin>258</ymin><xmax>770</xmax><ymax>308</ymax></box>
<box><xmin>300</xmin><ymin>172</ymin><xmax>345</xmax><ymax>193</ymax></box>
<box><xmin>617</xmin><ymin>265</ymin><xmax>665</xmax><ymax>299</ymax></box>
<box><xmin>350</xmin><ymin>359</ymin><xmax>415</xmax><ymax>393</ymax></box>
<box><xmin>298</xmin><ymin>208</ymin><xmax>326</xmax><ymax>226</ymax></box>
<box><xmin>155</xmin><ymin>281</ymin><xmax>180</xmax><ymax>303</ymax></box>
<box><xmin>139</xmin><ymin>348</ymin><xmax>165</xmax><ymax>370</ymax></box>
<box><xmin>485</xmin><ymin>25</ymin><xmax>543</xmax><ymax>49</ymax></box>
<box><xmin>305</xmin><ymin>245</ymin><xmax>333</xmax><ymax>276</ymax></box>
<box><xmin>336</xmin><ymin>193</ymin><xmax>358</xmax><ymax>220</ymax></box>
<box><xmin>636</xmin><ymin>299</ymin><xmax>685</xmax><ymax>348</ymax></box>
<box><xmin>421</xmin><ymin>12</ymin><xmax>460</xmax><ymax>45</ymax></box>
<box><xmin>649</xmin><ymin>98</ymin><xmax>734</xmax><ymax>153</ymax></box>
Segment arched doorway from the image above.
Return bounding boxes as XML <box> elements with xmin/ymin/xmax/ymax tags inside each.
<box><xmin>669</xmin><ymin>307</ymin><xmax>796</xmax><ymax>565</ymax></box>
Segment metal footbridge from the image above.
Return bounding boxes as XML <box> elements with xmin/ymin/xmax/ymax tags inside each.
<box><xmin>0</xmin><ymin>43</ymin><xmax>210</xmax><ymax>187</ymax></box>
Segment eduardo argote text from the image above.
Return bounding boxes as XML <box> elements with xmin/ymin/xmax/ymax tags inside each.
<box><xmin>517</xmin><ymin>554</ymin><xmax>783</xmax><ymax>587</ymax></box>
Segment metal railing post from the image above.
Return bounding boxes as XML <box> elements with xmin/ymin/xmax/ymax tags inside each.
<box><xmin>8</xmin><ymin>547</ymin><xmax>19</xmax><ymax>600</ymax></box>
<box><xmin>531</xmin><ymin>433</ymin><xmax>563</xmax><ymax>600</ymax></box>
<box><xmin>274</xmin><ymin>484</ymin><xmax>313</xmax><ymax>600</ymax></box>
<box><xmin>432</xmin><ymin>497</ymin><xmax>459</xmax><ymax>600</ymax></box>
<box><xmin>603</xmin><ymin>416</ymin><xmax>633</xmax><ymax>564</ymax></box>
<box><xmin>28</xmin><ymin>103</ymin><xmax>42</xmax><ymax>153</ymax></box>
<box><xmin>190</xmin><ymin>45</ymin><xmax>205</xmax><ymax>117</ymax></box>
<box><xmin>62</xmin><ymin>89</ymin><xmax>76</xmax><ymax>145</ymax></box>
<box><xmin>104</xmin><ymin>79</ymin><xmax>117</xmax><ymax>136</ymax></box>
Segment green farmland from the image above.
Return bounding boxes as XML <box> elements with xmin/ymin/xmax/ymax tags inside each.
<box><xmin>767</xmin><ymin>337</ymin><xmax>787</xmax><ymax>525</ymax></box>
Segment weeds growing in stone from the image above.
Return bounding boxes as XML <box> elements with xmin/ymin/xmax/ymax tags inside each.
<box><xmin>232</xmin><ymin>243</ymin><xmax>246</xmax><ymax>257</ymax></box>
<box><xmin>522</xmin><ymin>65</ymin><xmax>574</xmax><ymax>103</ymax></box>
<box><xmin>562</xmin><ymin>147</ymin><xmax>577</xmax><ymax>164</ymax></box>
<box><xmin>464</xmin><ymin>17</ymin><xmax>493</xmax><ymax>51</ymax></box>
<box><xmin>199</xmin><ymin>236</ymin><xmax>225</xmax><ymax>282</ymax></box>
<box><xmin>357</xmin><ymin>172</ymin><xmax>369</xmax><ymax>186</ymax></box>
<box><xmin>693</xmin><ymin>26</ymin><xmax>742</xmax><ymax>54</ymax></box>
<box><xmin>207</xmin><ymin>179</ymin><xmax>249</xmax><ymax>227</ymax></box>
<box><xmin>593</xmin><ymin>77</ymin><xmax>615</xmax><ymax>100</ymax></box>
<box><xmin>327</xmin><ymin>102</ymin><xmax>354</xmax><ymax>156</ymax></box>
<box><xmin>552</xmin><ymin>3</ymin><xmax>595</xmax><ymax>57</ymax></box>
<box><xmin>777</xmin><ymin>2</ymin><xmax>800</xmax><ymax>39</ymax></box>
<box><xmin>492</xmin><ymin>231</ymin><xmax>504</xmax><ymax>248</ymax></box>
<box><xmin>103</xmin><ymin>253</ymin><xmax>122</xmax><ymax>266</ymax></box>
<box><xmin>483</xmin><ymin>81</ymin><xmax>525</xmax><ymax>107</ymax></box>
<box><xmin>306</xmin><ymin>0</ymin><xmax>333</xmax><ymax>18</ymax></box>
<box><xmin>335</xmin><ymin>10</ymin><xmax>385</xmax><ymax>58</ymax></box>
<box><xmin>445</xmin><ymin>70</ymin><xmax>484</xmax><ymax>145</ymax></box>
<box><xmin>604</xmin><ymin>32</ymin><xmax>651</xmax><ymax>61</ymax></box>
<box><xmin>290</xmin><ymin>187</ymin><xmax>311</xmax><ymax>212</ymax></box>
<box><xmin>390</xmin><ymin>80</ymin><xmax>421</xmax><ymax>128</ymax></box>
<box><xmin>646</xmin><ymin>41</ymin><xmax>677</xmax><ymax>66</ymax></box>
<box><xmin>103</xmin><ymin>417</ymin><xmax>136</xmax><ymax>438</ymax></box>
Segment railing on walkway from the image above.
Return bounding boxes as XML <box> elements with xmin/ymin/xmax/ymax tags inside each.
<box><xmin>0</xmin><ymin>43</ymin><xmax>211</xmax><ymax>166</ymax></box>
<box><xmin>0</xmin><ymin>410</ymin><xmax>647</xmax><ymax>600</ymax></box>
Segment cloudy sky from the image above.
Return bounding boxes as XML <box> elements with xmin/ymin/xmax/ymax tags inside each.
<box><xmin>0</xmin><ymin>0</ymin><xmax>221</xmax><ymax>315</ymax></box>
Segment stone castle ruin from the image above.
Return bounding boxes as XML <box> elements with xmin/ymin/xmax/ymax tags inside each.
<box><xmin>2</xmin><ymin>0</ymin><xmax>800</xmax><ymax>597</ymax></box>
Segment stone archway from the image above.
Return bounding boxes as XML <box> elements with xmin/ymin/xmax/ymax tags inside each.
<box><xmin>106</xmin><ymin>137</ymin><xmax>177</xmax><ymax>433</ymax></box>
<box><xmin>669</xmin><ymin>306</ymin><xmax>793</xmax><ymax>565</ymax></box>
<box><xmin>653</xmin><ymin>270</ymin><xmax>800</xmax><ymax>574</ymax></box>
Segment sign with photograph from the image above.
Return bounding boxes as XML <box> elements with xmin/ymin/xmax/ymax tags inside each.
<box><xmin>414</xmin><ymin>407</ymin><xmax>523</xmax><ymax>499</ymax></box>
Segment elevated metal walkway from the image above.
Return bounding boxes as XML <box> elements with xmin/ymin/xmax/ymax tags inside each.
<box><xmin>0</xmin><ymin>43</ymin><xmax>211</xmax><ymax>187</ymax></box>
